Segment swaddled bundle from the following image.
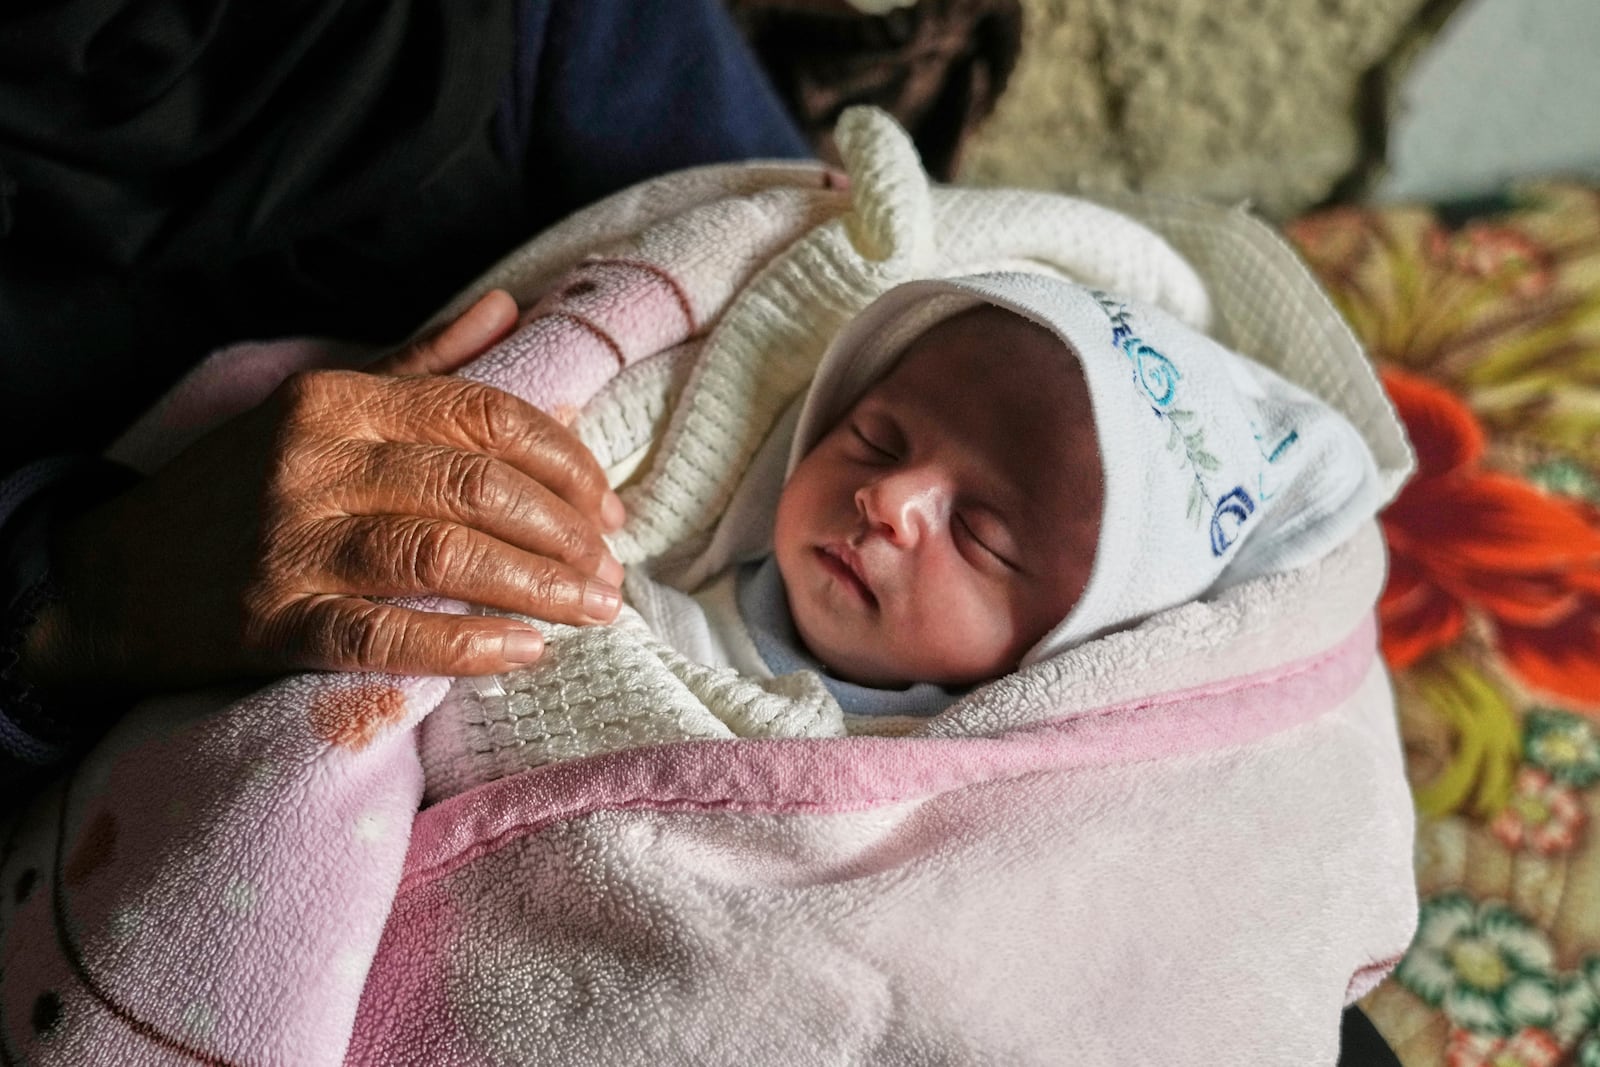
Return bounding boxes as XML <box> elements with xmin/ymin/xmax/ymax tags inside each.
<box><xmin>420</xmin><ymin>265</ymin><xmax>1388</xmax><ymax>799</ymax></box>
<box><xmin>0</xmin><ymin>110</ymin><xmax>1415</xmax><ymax>1066</ymax></box>
<box><xmin>419</xmin><ymin>124</ymin><xmax>1390</xmax><ymax>804</ymax></box>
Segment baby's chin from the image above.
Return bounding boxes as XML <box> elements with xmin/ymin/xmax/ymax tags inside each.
<box><xmin>821</xmin><ymin>654</ymin><xmax>918</xmax><ymax>690</ymax></box>
<box><xmin>792</xmin><ymin>614</ymin><xmax>1011</xmax><ymax>691</ymax></box>
<box><xmin>791</xmin><ymin>618</ymin><xmax>909</xmax><ymax>689</ymax></box>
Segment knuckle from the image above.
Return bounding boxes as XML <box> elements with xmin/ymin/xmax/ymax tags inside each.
<box><xmin>357</xmin><ymin>442</ymin><xmax>398</xmax><ymax>495</ymax></box>
<box><xmin>276</xmin><ymin>369</ymin><xmax>325</xmax><ymax>412</ymax></box>
<box><xmin>276</xmin><ymin>369</ymin><xmax>355</xmax><ymax>421</ymax></box>
<box><xmin>266</xmin><ymin>372</ymin><xmax>365</xmax><ymax>477</ymax></box>
<box><xmin>479</xmin><ymin>393</ymin><xmax>527</xmax><ymax>454</ymax></box>
<box><xmin>333</xmin><ymin>605</ymin><xmax>395</xmax><ymax>669</ymax></box>
<box><xmin>255</xmin><ymin>517</ymin><xmax>318</xmax><ymax>583</ymax></box>
<box><xmin>256</xmin><ymin>598</ymin><xmax>345</xmax><ymax>670</ymax></box>
<box><xmin>552</xmin><ymin>520</ymin><xmax>595</xmax><ymax>564</ymax></box>
<box><xmin>262</xmin><ymin>437</ymin><xmax>307</xmax><ymax>495</ymax></box>
<box><xmin>444</xmin><ymin>381</ymin><xmax>521</xmax><ymax>453</ymax></box>
<box><xmin>408</xmin><ymin>520</ymin><xmax>472</xmax><ymax>591</ymax></box>
<box><xmin>238</xmin><ymin>593</ymin><xmax>292</xmax><ymax>656</ymax></box>
<box><xmin>453</xmin><ymin>453</ymin><xmax>512</xmax><ymax>518</ymax></box>
<box><xmin>332</xmin><ymin>518</ymin><xmax>383</xmax><ymax>581</ymax></box>
<box><xmin>525</xmin><ymin>566</ymin><xmax>573</xmax><ymax>612</ymax></box>
<box><xmin>290</xmin><ymin>600</ymin><xmax>392</xmax><ymax>671</ymax></box>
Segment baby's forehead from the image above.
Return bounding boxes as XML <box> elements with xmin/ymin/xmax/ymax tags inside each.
<box><xmin>858</xmin><ymin>306</ymin><xmax>1084</xmax><ymax>427</ymax></box>
<box><xmin>853</xmin><ymin>306</ymin><xmax>1102</xmax><ymax>508</ymax></box>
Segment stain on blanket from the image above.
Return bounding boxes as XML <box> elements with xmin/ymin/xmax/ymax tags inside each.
<box><xmin>64</xmin><ymin>810</ymin><xmax>118</xmax><ymax>887</ymax></box>
<box><xmin>309</xmin><ymin>681</ymin><xmax>407</xmax><ymax>751</ymax></box>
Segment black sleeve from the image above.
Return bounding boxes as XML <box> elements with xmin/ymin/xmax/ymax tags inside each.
<box><xmin>0</xmin><ymin>0</ymin><xmax>810</xmax><ymax>474</ymax></box>
<box><xmin>0</xmin><ymin>0</ymin><xmax>517</xmax><ymax>268</ymax></box>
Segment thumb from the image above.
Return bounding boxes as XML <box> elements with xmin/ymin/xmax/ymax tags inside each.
<box><xmin>373</xmin><ymin>289</ymin><xmax>519</xmax><ymax>376</ymax></box>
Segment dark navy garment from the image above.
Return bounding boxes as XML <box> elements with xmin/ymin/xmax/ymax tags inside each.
<box><xmin>0</xmin><ymin>0</ymin><xmax>810</xmax><ymax>812</ymax></box>
<box><xmin>0</xmin><ymin>0</ymin><xmax>809</xmax><ymax>472</ymax></box>
<box><xmin>498</xmin><ymin>0</ymin><xmax>810</xmax><ymax>205</ymax></box>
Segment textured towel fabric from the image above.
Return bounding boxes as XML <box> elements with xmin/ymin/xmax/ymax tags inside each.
<box><xmin>0</xmin><ymin>110</ymin><xmax>1416</xmax><ymax>1066</ymax></box>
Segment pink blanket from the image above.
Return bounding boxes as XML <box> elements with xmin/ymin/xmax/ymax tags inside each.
<box><xmin>0</xmin><ymin>110</ymin><xmax>1416</xmax><ymax>1065</ymax></box>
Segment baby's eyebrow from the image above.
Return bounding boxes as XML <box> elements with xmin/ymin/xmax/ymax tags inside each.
<box><xmin>983</xmin><ymin>471</ymin><xmax>1034</xmax><ymax>528</ymax></box>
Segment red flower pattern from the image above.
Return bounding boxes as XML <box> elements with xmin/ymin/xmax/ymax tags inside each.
<box><xmin>1378</xmin><ymin>368</ymin><xmax>1600</xmax><ymax>708</ymax></box>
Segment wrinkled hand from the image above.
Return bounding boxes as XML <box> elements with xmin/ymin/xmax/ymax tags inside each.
<box><xmin>22</xmin><ymin>290</ymin><xmax>626</xmax><ymax>690</ymax></box>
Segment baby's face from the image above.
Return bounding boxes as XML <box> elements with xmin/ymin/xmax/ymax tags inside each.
<box><xmin>774</xmin><ymin>307</ymin><xmax>1104</xmax><ymax>688</ymax></box>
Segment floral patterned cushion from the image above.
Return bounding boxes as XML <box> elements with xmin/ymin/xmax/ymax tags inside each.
<box><xmin>1288</xmin><ymin>185</ymin><xmax>1600</xmax><ymax>1067</ymax></box>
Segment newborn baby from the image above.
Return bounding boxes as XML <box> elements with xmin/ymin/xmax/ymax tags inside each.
<box><xmin>772</xmin><ymin>302</ymin><xmax>1102</xmax><ymax>690</ymax></box>
<box><xmin>420</xmin><ymin>271</ymin><xmax>1381</xmax><ymax>798</ymax></box>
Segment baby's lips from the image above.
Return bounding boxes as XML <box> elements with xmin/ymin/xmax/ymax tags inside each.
<box><xmin>823</xmin><ymin>542</ymin><xmax>880</xmax><ymax>608</ymax></box>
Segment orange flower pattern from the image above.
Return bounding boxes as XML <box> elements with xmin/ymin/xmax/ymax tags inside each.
<box><xmin>1377</xmin><ymin>367</ymin><xmax>1600</xmax><ymax>708</ymax></box>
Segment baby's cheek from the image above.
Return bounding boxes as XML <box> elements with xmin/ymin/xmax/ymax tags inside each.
<box><xmin>908</xmin><ymin>587</ymin><xmax>1023</xmax><ymax>683</ymax></box>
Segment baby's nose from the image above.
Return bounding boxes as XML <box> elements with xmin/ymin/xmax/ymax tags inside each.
<box><xmin>856</xmin><ymin>467</ymin><xmax>952</xmax><ymax>545</ymax></box>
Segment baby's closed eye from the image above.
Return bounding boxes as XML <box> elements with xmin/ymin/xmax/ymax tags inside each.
<box><xmin>851</xmin><ymin>423</ymin><xmax>897</xmax><ymax>460</ymax></box>
<box><xmin>955</xmin><ymin>512</ymin><xmax>1020</xmax><ymax>571</ymax></box>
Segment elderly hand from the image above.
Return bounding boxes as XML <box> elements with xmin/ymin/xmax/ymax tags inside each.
<box><xmin>21</xmin><ymin>290</ymin><xmax>625</xmax><ymax>690</ymax></box>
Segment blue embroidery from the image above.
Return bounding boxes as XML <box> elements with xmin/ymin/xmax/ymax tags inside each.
<box><xmin>1087</xmin><ymin>292</ymin><xmax>1311</xmax><ymax>554</ymax></box>
<box><xmin>1097</xmin><ymin>296</ymin><xmax>1136</xmax><ymax>348</ymax></box>
<box><xmin>1128</xmin><ymin>341</ymin><xmax>1181</xmax><ymax>408</ymax></box>
<box><xmin>1088</xmin><ymin>289</ymin><xmax>1220</xmax><ymax>527</ymax></box>
<box><xmin>1210</xmin><ymin>487</ymin><xmax>1255</xmax><ymax>556</ymax></box>
<box><xmin>1262</xmin><ymin>429</ymin><xmax>1299</xmax><ymax>463</ymax></box>
<box><xmin>1251</xmin><ymin>425</ymin><xmax>1301</xmax><ymax>505</ymax></box>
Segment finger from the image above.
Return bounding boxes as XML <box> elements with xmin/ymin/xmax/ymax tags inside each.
<box><xmin>285</xmin><ymin>595</ymin><xmax>550</xmax><ymax>675</ymax></box>
<box><xmin>346</xmin><ymin>442</ymin><xmax>623</xmax><ymax>585</ymax></box>
<box><xmin>317</xmin><ymin>514</ymin><xmax>623</xmax><ymax>627</ymax></box>
<box><xmin>372</xmin><ymin>289</ymin><xmax>519</xmax><ymax>377</ymax></box>
<box><xmin>372</xmin><ymin>375</ymin><xmax>625</xmax><ymax>532</ymax></box>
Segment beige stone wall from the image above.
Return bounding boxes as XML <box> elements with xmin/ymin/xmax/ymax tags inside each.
<box><xmin>960</xmin><ymin>0</ymin><xmax>1448</xmax><ymax>218</ymax></box>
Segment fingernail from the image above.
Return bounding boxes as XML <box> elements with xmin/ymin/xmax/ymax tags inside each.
<box><xmin>601</xmin><ymin>491</ymin><xmax>626</xmax><ymax>531</ymax></box>
<box><xmin>583</xmin><ymin>579</ymin><xmax>621</xmax><ymax>622</ymax></box>
<box><xmin>597</xmin><ymin>553</ymin><xmax>625</xmax><ymax>587</ymax></box>
<box><xmin>501</xmin><ymin>629</ymin><xmax>543</xmax><ymax>663</ymax></box>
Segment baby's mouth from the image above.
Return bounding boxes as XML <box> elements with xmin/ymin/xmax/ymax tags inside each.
<box><xmin>815</xmin><ymin>544</ymin><xmax>878</xmax><ymax>609</ymax></box>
